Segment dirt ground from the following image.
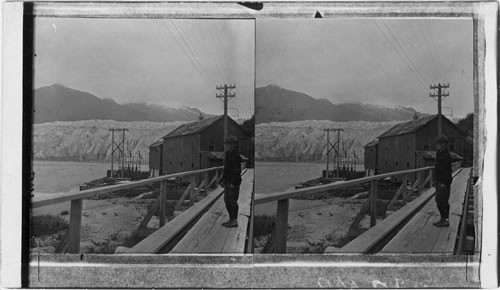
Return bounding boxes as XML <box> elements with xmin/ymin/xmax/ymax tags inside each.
<box><xmin>255</xmin><ymin>196</ymin><xmax>381</xmax><ymax>253</ymax></box>
<box><xmin>31</xmin><ymin>194</ymin><xmax>163</xmax><ymax>253</ymax></box>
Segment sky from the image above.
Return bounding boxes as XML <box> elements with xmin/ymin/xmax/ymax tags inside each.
<box><xmin>34</xmin><ymin>18</ymin><xmax>255</xmax><ymax>119</ymax></box>
<box><xmin>256</xmin><ymin>18</ymin><xmax>473</xmax><ymax>118</ymax></box>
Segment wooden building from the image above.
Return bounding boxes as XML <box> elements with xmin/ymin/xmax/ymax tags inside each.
<box><xmin>149</xmin><ymin>115</ymin><xmax>250</xmax><ymax>176</ymax></box>
<box><xmin>149</xmin><ymin>139</ymin><xmax>164</xmax><ymax>177</ymax></box>
<box><xmin>364</xmin><ymin>115</ymin><xmax>466</xmax><ymax>176</ymax></box>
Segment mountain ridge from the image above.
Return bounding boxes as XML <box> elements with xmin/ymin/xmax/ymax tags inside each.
<box><xmin>255</xmin><ymin>84</ymin><xmax>429</xmax><ymax>124</ymax></box>
<box><xmin>34</xmin><ymin>84</ymin><xmax>214</xmax><ymax>123</ymax></box>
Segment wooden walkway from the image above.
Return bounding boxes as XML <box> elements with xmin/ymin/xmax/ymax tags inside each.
<box><xmin>380</xmin><ymin>168</ymin><xmax>471</xmax><ymax>253</ymax></box>
<box><xmin>170</xmin><ymin>169</ymin><xmax>253</xmax><ymax>253</ymax></box>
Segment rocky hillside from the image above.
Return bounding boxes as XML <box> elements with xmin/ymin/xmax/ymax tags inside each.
<box><xmin>33</xmin><ymin>120</ymin><xmax>185</xmax><ymax>162</ymax></box>
<box><xmin>34</xmin><ymin>84</ymin><xmax>212</xmax><ymax>123</ymax></box>
<box><xmin>255</xmin><ymin>120</ymin><xmax>400</xmax><ymax>162</ymax></box>
<box><xmin>255</xmin><ymin>85</ymin><xmax>428</xmax><ymax>123</ymax></box>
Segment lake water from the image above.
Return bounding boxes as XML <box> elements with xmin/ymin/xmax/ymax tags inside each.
<box><xmin>33</xmin><ymin>160</ymin><xmax>149</xmax><ymax>195</ymax></box>
<box><xmin>255</xmin><ymin>161</ymin><xmax>364</xmax><ymax>194</ymax></box>
<box><xmin>254</xmin><ymin>161</ymin><xmax>364</xmax><ymax>216</ymax></box>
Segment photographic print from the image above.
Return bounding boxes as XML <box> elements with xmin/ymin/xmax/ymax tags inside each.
<box><xmin>30</xmin><ymin>17</ymin><xmax>255</xmax><ymax>254</ymax></box>
<box><xmin>253</xmin><ymin>18</ymin><xmax>475</xmax><ymax>255</ymax></box>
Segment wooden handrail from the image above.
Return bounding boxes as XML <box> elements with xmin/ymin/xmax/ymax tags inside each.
<box><xmin>255</xmin><ymin>166</ymin><xmax>434</xmax><ymax>205</ymax></box>
<box><xmin>32</xmin><ymin>166</ymin><xmax>223</xmax><ymax>208</ymax></box>
<box><xmin>32</xmin><ymin>166</ymin><xmax>223</xmax><ymax>254</ymax></box>
<box><xmin>260</xmin><ymin>166</ymin><xmax>435</xmax><ymax>253</ymax></box>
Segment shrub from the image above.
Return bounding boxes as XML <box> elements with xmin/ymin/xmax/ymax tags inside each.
<box><xmin>325</xmin><ymin>228</ymin><xmax>366</xmax><ymax>248</ymax></box>
<box><xmin>31</xmin><ymin>215</ymin><xmax>68</xmax><ymax>237</ymax></box>
<box><xmin>253</xmin><ymin>215</ymin><xmax>276</xmax><ymax>237</ymax></box>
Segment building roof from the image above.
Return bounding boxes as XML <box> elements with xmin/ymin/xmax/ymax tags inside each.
<box><xmin>365</xmin><ymin>139</ymin><xmax>379</xmax><ymax>147</ymax></box>
<box><xmin>163</xmin><ymin>115</ymin><xmax>224</xmax><ymax>139</ymax></box>
<box><xmin>415</xmin><ymin>150</ymin><xmax>464</xmax><ymax>161</ymax></box>
<box><xmin>150</xmin><ymin>139</ymin><xmax>163</xmax><ymax>148</ymax></box>
<box><xmin>378</xmin><ymin>115</ymin><xmax>438</xmax><ymax>139</ymax></box>
<box><xmin>200</xmin><ymin>151</ymin><xmax>248</xmax><ymax>161</ymax></box>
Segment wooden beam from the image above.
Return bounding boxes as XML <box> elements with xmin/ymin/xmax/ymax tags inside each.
<box><xmin>126</xmin><ymin>187</ymin><xmax>224</xmax><ymax>253</ymax></box>
<box><xmin>159</xmin><ymin>181</ymin><xmax>167</xmax><ymax>227</ymax></box>
<box><xmin>175</xmin><ymin>183</ymin><xmax>194</xmax><ymax>211</ymax></box>
<box><xmin>387</xmin><ymin>182</ymin><xmax>405</xmax><ymax>210</ymax></box>
<box><xmin>274</xmin><ymin>199</ymin><xmax>289</xmax><ymax>253</ymax></box>
<box><xmin>369</xmin><ymin>180</ymin><xmax>377</xmax><ymax>227</ymax></box>
<box><xmin>255</xmin><ymin>166</ymin><xmax>434</xmax><ymax>205</ymax></box>
<box><xmin>139</xmin><ymin>197</ymin><xmax>160</xmax><ymax>230</ymax></box>
<box><xmin>206</xmin><ymin>171</ymin><xmax>218</xmax><ymax>190</ymax></box>
<box><xmin>32</xmin><ymin>166</ymin><xmax>224</xmax><ymax>209</ymax></box>
<box><xmin>349</xmin><ymin>199</ymin><xmax>370</xmax><ymax>230</ymax></box>
<box><xmin>67</xmin><ymin>199</ymin><xmax>83</xmax><ymax>253</ymax></box>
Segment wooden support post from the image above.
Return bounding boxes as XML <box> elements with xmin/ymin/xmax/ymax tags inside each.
<box><xmin>67</xmin><ymin>199</ymin><xmax>83</xmax><ymax>253</ymax></box>
<box><xmin>387</xmin><ymin>182</ymin><xmax>405</xmax><ymax>210</ymax></box>
<box><xmin>369</xmin><ymin>180</ymin><xmax>377</xmax><ymax>227</ymax></box>
<box><xmin>416</xmin><ymin>172</ymin><xmax>423</xmax><ymax>193</ymax></box>
<box><xmin>189</xmin><ymin>176</ymin><xmax>197</xmax><ymax>203</ymax></box>
<box><xmin>349</xmin><ymin>199</ymin><xmax>370</xmax><ymax>230</ymax></box>
<box><xmin>202</xmin><ymin>172</ymin><xmax>209</xmax><ymax>191</ymax></box>
<box><xmin>175</xmin><ymin>183</ymin><xmax>194</xmax><ymax>210</ymax></box>
<box><xmin>402</xmin><ymin>175</ymin><xmax>408</xmax><ymax>204</ymax></box>
<box><xmin>159</xmin><ymin>181</ymin><xmax>167</xmax><ymax>227</ymax></box>
<box><xmin>207</xmin><ymin>171</ymin><xmax>218</xmax><ymax>190</ymax></box>
<box><xmin>429</xmin><ymin>168</ymin><xmax>434</xmax><ymax>188</ymax></box>
<box><xmin>275</xmin><ymin>199</ymin><xmax>289</xmax><ymax>253</ymax></box>
<box><xmin>139</xmin><ymin>197</ymin><xmax>160</xmax><ymax>229</ymax></box>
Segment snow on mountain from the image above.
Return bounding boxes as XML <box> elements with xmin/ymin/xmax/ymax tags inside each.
<box><xmin>33</xmin><ymin>120</ymin><xmax>187</xmax><ymax>162</ymax></box>
<box><xmin>255</xmin><ymin>120</ymin><xmax>400</xmax><ymax>162</ymax></box>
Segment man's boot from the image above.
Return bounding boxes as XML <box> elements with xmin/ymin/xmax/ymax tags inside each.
<box><xmin>222</xmin><ymin>219</ymin><xmax>238</xmax><ymax>228</ymax></box>
<box><xmin>433</xmin><ymin>218</ymin><xmax>450</xmax><ymax>227</ymax></box>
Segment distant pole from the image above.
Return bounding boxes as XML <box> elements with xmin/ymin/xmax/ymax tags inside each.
<box><xmin>325</xmin><ymin>129</ymin><xmax>330</xmax><ymax>176</ymax></box>
<box><xmin>216</xmin><ymin>84</ymin><xmax>236</xmax><ymax>166</ymax></box>
<box><xmin>336</xmin><ymin>129</ymin><xmax>343</xmax><ymax>178</ymax></box>
<box><xmin>121</xmin><ymin>129</ymin><xmax>126</xmax><ymax>178</ymax></box>
<box><xmin>430</xmin><ymin>83</ymin><xmax>450</xmax><ymax>136</ymax></box>
<box><xmin>110</xmin><ymin>129</ymin><xmax>114</xmax><ymax>177</ymax></box>
<box><xmin>109</xmin><ymin>128</ymin><xmax>128</xmax><ymax>179</ymax></box>
<box><xmin>324</xmin><ymin>128</ymin><xmax>344</xmax><ymax>178</ymax></box>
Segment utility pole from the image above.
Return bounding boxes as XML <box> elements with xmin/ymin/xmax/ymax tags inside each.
<box><xmin>430</xmin><ymin>83</ymin><xmax>450</xmax><ymax>136</ymax></box>
<box><xmin>324</xmin><ymin>128</ymin><xmax>344</xmax><ymax>178</ymax></box>
<box><xmin>109</xmin><ymin>128</ymin><xmax>128</xmax><ymax>178</ymax></box>
<box><xmin>216</xmin><ymin>84</ymin><xmax>236</xmax><ymax>165</ymax></box>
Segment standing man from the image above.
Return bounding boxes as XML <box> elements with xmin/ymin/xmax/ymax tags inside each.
<box><xmin>222</xmin><ymin>135</ymin><xmax>242</xmax><ymax>228</ymax></box>
<box><xmin>433</xmin><ymin>135</ymin><xmax>453</xmax><ymax>227</ymax></box>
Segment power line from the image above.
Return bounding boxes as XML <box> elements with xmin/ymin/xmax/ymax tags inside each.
<box><xmin>169</xmin><ymin>20</ymin><xmax>215</xmax><ymax>85</ymax></box>
<box><xmin>372</xmin><ymin>19</ymin><xmax>427</xmax><ymax>89</ymax></box>
<box><xmin>380</xmin><ymin>20</ymin><xmax>430</xmax><ymax>87</ymax></box>
<box><xmin>160</xmin><ymin>19</ymin><xmax>213</xmax><ymax>87</ymax></box>
<box><xmin>421</xmin><ymin>21</ymin><xmax>447</xmax><ymax>81</ymax></box>
<box><xmin>409</xmin><ymin>21</ymin><xmax>441</xmax><ymax>82</ymax></box>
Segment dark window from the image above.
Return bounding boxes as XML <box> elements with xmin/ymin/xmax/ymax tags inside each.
<box><xmin>180</xmin><ymin>161</ymin><xmax>183</xmax><ymax>168</ymax></box>
<box><xmin>406</xmin><ymin>161</ymin><xmax>410</xmax><ymax>168</ymax></box>
<box><xmin>395</xmin><ymin>161</ymin><xmax>399</xmax><ymax>167</ymax></box>
<box><xmin>209</xmin><ymin>144</ymin><xmax>215</xmax><ymax>151</ymax></box>
<box><xmin>424</xmin><ymin>144</ymin><xmax>429</xmax><ymax>150</ymax></box>
<box><xmin>192</xmin><ymin>162</ymin><xmax>195</xmax><ymax>168</ymax></box>
<box><xmin>385</xmin><ymin>160</ymin><xmax>388</xmax><ymax>165</ymax></box>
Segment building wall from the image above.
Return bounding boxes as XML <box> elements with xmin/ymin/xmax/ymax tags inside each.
<box><xmin>364</xmin><ymin>144</ymin><xmax>378</xmax><ymax>172</ymax></box>
<box><xmin>149</xmin><ymin>145</ymin><xmax>162</xmax><ymax>170</ymax></box>
<box><xmin>162</xmin><ymin>134</ymin><xmax>201</xmax><ymax>174</ymax></box>
<box><xmin>199</xmin><ymin>118</ymin><xmax>250</xmax><ymax>159</ymax></box>
<box><xmin>377</xmin><ymin>133</ymin><xmax>416</xmax><ymax>174</ymax></box>
<box><xmin>414</xmin><ymin>118</ymin><xmax>466</xmax><ymax>158</ymax></box>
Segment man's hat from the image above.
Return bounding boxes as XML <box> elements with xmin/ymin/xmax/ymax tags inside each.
<box><xmin>434</xmin><ymin>135</ymin><xmax>449</xmax><ymax>144</ymax></box>
<box><xmin>224</xmin><ymin>135</ymin><xmax>239</xmax><ymax>144</ymax></box>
